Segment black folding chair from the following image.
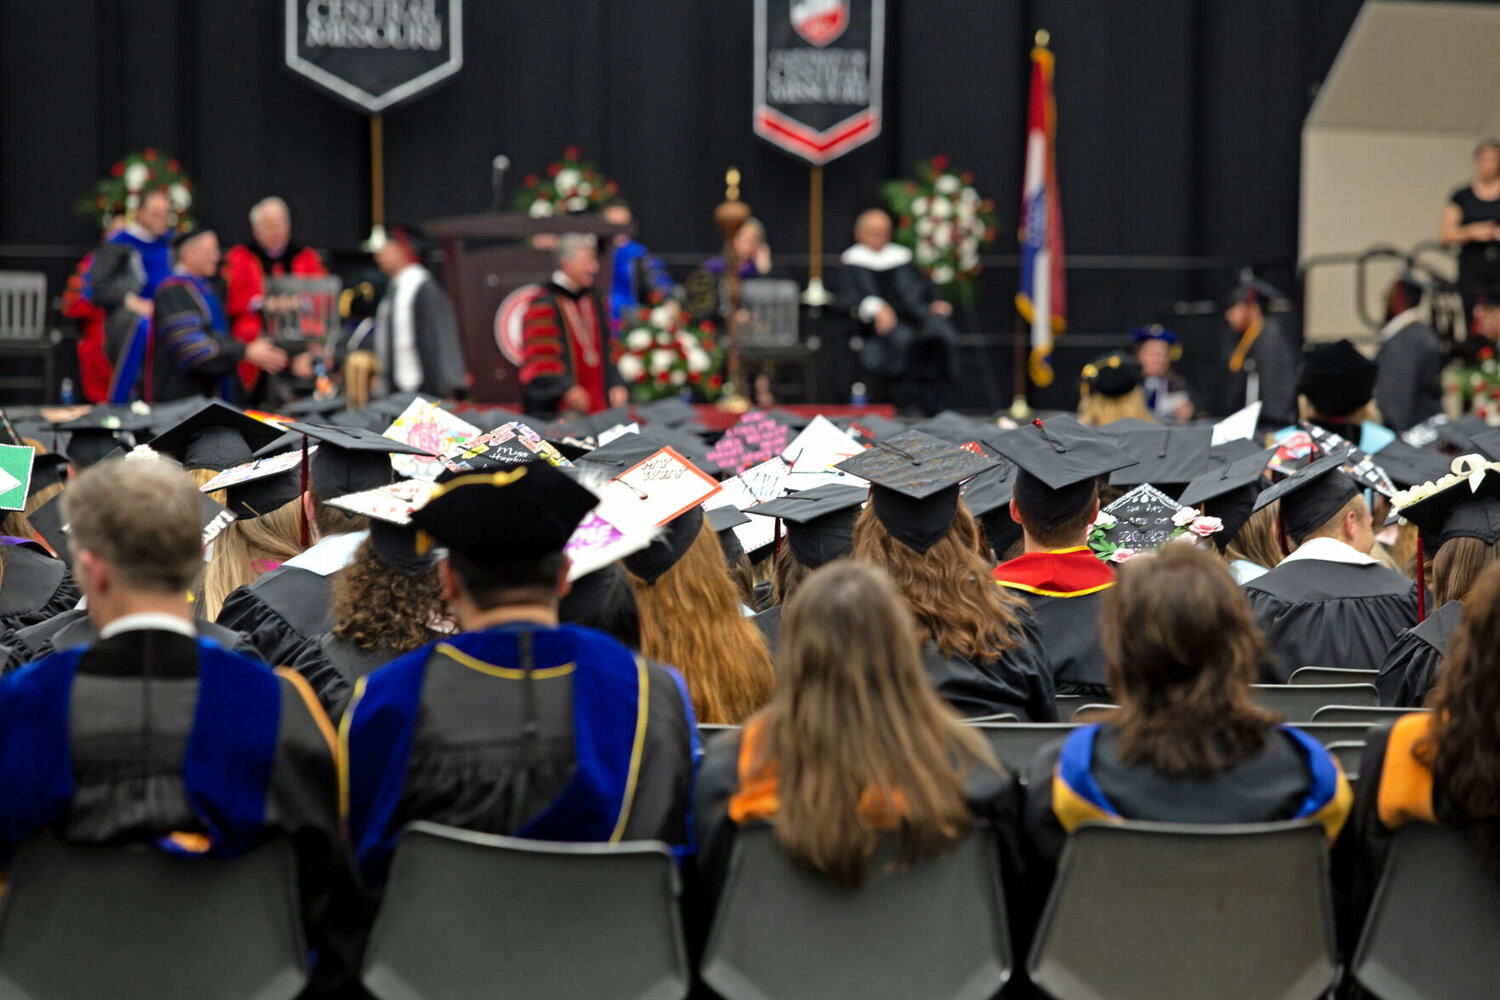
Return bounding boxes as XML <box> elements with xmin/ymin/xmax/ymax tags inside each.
<box><xmin>1294</xmin><ymin>721</ymin><xmax>1375</xmax><ymax>746</ymax></box>
<box><xmin>1071</xmin><ymin>704</ymin><xmax>1119</xmax><ymax>723</ymax></box>
<box><xmin>1311</xmin><ymin>705</ymin><xmax>1427</xmax><ymax>725</ymax></box>
<box><xmin>1251</xmin><ymin>683</ymin><xmax>1379</xmax><ymax>722</ymax></box>
<box><xmin>361</xmin><ymin>822</ymin><xmax>688</xmax><ymax>1000</ymax></box>
<box><xmin>701</xmin><ymin>822</ymin><xmax>1010</xmax><ymax>1000</ymax></box>
<box><xmin>1288</xmin><ymin>666</ymin><xmax>1379</xmax><ymax>686</ymax></box>
<box><xmin>1028</xmin><ymin>820</ymin><xmax>1338</xmax><ymax>1000</ymax></box>
<box><xmin>1323</xmin><ymin>740</ymin><xmax>1367</xmax><ymax>779</ymax></box>
<box><xmin>971</xmin><ymin>722</ymin><xmax>1078</xmax><ymax>774</ymax></box>
<box><xmin>1352</xmin><ymin>823</ymin><xmax>1500</xmax><ymax>1000</ymax></box>
<box><xmin>0</xmin><ymin>836</ymin><xmax>306</xmax><ymax>1000</ymax></box>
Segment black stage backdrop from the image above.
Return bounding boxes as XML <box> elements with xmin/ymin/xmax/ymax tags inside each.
<box><xmin>0</xmin><ymin>0</ymin><xmax>1373</xmax><ymax>405</ymax></box>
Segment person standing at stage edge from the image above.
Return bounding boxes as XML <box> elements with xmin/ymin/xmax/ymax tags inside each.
<box><xmin>368</xmin><ymin>225</ymin><xmax>469</xmax><ymax>402</ymax></box>
<box><xmin>520</xmin><ymin>233</ymin><xmax>629</xmax><ymax>418</ymax></box>
<box><xmin>1224</xmin><ymin>272</ymin><xmax>1301</xmax><ymax>431</ymax></box>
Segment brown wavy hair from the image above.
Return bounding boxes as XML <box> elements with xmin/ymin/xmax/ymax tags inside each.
<box><xmin>627</xmin><ymin>517</ymin><xmax>775</xmax><ymax>724</ymax></box>
<box><xmin>1104</xmin><ymin>543</ymin><xmax>1278</xmax><ymax>777</ymax></box>
<box><xmin>1430</xmin><ymin>536</ymin><xmax>1500</xmax><ymax>607</ymax></box>
<box><xmin>771</xmin><ymin>543</ymin><xmax>814</xmax><ymax>606</ymax></box>
<box><xmin>728</xmin><ymin>551</ymin><xmax>757</xmax><ymax>609</ymax></box>
<box><xmin>1420</xmin><ymin>561</ymin><xmax>1500</xmax><ymax>864</ymax></box>
<box><xmin>752</xmin><ymin>560</ymin><xmax>996</xmax><ymax>885</ymax></box>
<box><xmin>201</xmin><ymin>498</ymin><xmax>306</xmax><ymax>619</ymax></box>
<box><xmin>1225</xmin><ymin>498</ymin><xmax>1284</xmax><ymax>573</ymax></box>
<box><xmin>849</xmin><ymin>501</ymin><xmax>1026</xmax><ymax>661</ymax></box>
<box><xmin>331</xmin><ymin>536</ymin><xmax>449</xmax><ymax>654</ymax></box>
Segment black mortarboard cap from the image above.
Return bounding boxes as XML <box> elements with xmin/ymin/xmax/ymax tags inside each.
<box><xmin>361</xmin><ymin>392</ymin><xmax>441</xmax><ymax>424</ymax></box>
<box><xmin>623</xmin><ymin>504</ymin><xmax>705</xmax><ymax>584</ymax></box>
<box><xmin>1210</xmin><ymin>437</ymin><xmax>1267</xmax><ymax>467</ymax></box>
<box><xmin>1399</xmin><ymin>489</ymin><xmax>1500</xmax><ymax>552</ymax></box>
<box><xmin>634</xmin><ymin>397</ymin><xmax>699</xmax><ymax>429</ymax></box>
<box><xmin>1080</xmin><ymin>352</ymin><xmax>1143</xmax><ymax>398</ymax></box>
<box><xmin>1435</xmin><ymin>415</ymin><xmax>1491</xmax><ymax>453</ymax></box>
<box><xmin>327</xmin><ymin>485</ymin><xmax>439</xmax><ymax>576</ymax></box>
<box><xmin>574</xmin><ymin>433</ymin><xmax>670</xmax><ymax>479</ymax></box>
<box><xmin>279</xmin><ymin>422</ymin><xmax>434</xmax><ymax>497</ymax></box>
<box><xmin>146</xmin><ymin>401</ymin><xmax>288</xmax><ymax>471</ymax></box>
<box><xmin>1105</xmin><ymin>425</ymin><xmax>1212</xmax><ymax>498</ymax></box>
<box><xmin>988</xmin><ymin>417</ymin><xmax>1139</xmax><ymax>530</ymax></box>
<box><xmin>29</xmin><ymin>490</ymin><xmax>69</xmax><ymax>566</ymax></box>
<box><xmin>707</xmin><ymin>505</ymin><xmax>749</xmax><ymax>566</ymax></box>
<box><xmin>641</xmin><ymin>424</ymin><xmax>722</xmax><ymax>476</ymax></box>
<box><xmin>1178</xmin><ymin>446</ymin><xmax>1276</xmax><ymax>552</ymax></box>
<box><xmin>913</xmin><ymin>410</ymin><xmax>988</xmax><ymax>447</ymax></box>
<box><xmin>1370</xmin><ymin>440</ymin><xmax>1453</xmax><ymax>489</ymax></box>
<box><xmin>223</xmin><ymin>464</ymin><xmax>305</xmax><ymax>519</ymax></box>
<box><xmin>1252</xmin><ymin>450</ymin><xmax>1361</xmax><ymax>544</ymax></box>
<box><xmin>412</xmin><ymin>460</ymin><xmax>597</xmax><ymax>563</ymax></box>
<box><xmin>834</xmin><ymin>414</ymin><xmax>908</xmax><ymax>445</ymax></box>
<box><xmin>1472</xmin><ymin>428</ymin><xmax>1500</xmax><ymax>462</ymax></box>
<box><xmin>1297</xmin><ymin>340</ymin><xmax>1377</xmax><ymax>417</ymax></box>
<box><xmin>56</xmin><ymin>409</ymin><xmax>152</xmax><ymax>468</ymax></box>
<box><xmin>27</xmin><ymin>452</ymin><xmax>69</xmax><ymax>498</ymax></box>
<box><xmin>833</xmin><ymin>430</ymin><xmax>996</xmax><ymax>553</ymax></box>
<box><xmin>745</xmin><ymin>483</ymin><xmax>865</xmax><ymax>569</ymax></box>
<box><xmin>961</xmin><ymin>459</ymin><xmax>1023</xmax><ymax>559</ymax></box>
<box><xmin>764</xmin><ymin>407</ymin><xmax>812</xmax><ymax>431</ymax></box>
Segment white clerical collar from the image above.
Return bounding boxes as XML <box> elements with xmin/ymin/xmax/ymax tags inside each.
<box><xmin>393</xmin><ymin>263</ymin><xmax>428</xmax><ymax>291</ymax></box>
<box><xmin>99</xmin><ymin>612</ymin><xmax>197</xmax><ymax>640</ymax></box>
<box><xmin>552</xmin><ymin>270</ymin><xmax>582</xmax><ymax>294</ymax></box>
<box><xmin>1380</xmin><ymin>308</ymin><xmax>1422</xmax><ymax>341</ymax></box>
<box><xmin>840</xmin><ymin>242</ymin><xmax>913</xmax><ymax>272</ymax></box>
<box><xmin>1281</xmin><ymin>535</ymin><xmax>1379</xmax><ymax>567</ymax></box>
<box><xmin>125</xmin><ymin>222</ymin><xmax>159</xmax><ymax>244</ymax></box>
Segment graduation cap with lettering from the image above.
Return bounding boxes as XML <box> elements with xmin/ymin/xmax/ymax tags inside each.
<box><xmin>1105</xmin><ymin>425</ymin><xmax>1212</xmax><ymax>499</ymax></box>
<box><xmin>641</xmin><ymin>424</ymin><xmax>722</xmax><ymax>476</ymax></box>
<box><xmin>56</xmin><ymin>409</ymin><xmax>152</xmax><ymax>467</ymax></box>
<box><xmin>833</xmin><ymin>430</ymin><xmax>996</xmax><ymax>553</ymax></box>
<box><xmin>1177</xmin><ymin>446</ymin><xmax>1276</xmax><ymax>553</ymax></box>
<box><xmin>411</xmin><ymin>460</ymin><xmax>598</xmax><ymax>566</ymax></box>
<box><xmin>987</xmin><ymin>417</ymin><xmax>1139</xmax><ymax>531</ymax></box>
<box><xmin>202</xmin><ymin>448</ymin><xmax>314</xmax><ymax>519</ymax></box>
<box><xmin>327</xmin><ymin>481</ymin><xmax>441</xmax><ymax>577</ymax></box>
<box><xmin>146</xmin><ymin>400</ymin><xmax>289</xmax><ymax>472</ymax></box>
<box><xmin>961</xmin><ymin>458</ymin><xmax>1022</xmax><ymax>558</ymax></box>
<box><xmin>745</xmin><ymin>483</ymin><xmax>866</xmax><ymax>569</ymax></box>
<box><xmin>706</xmin><ymin>410</ymin><xmax>794</xmax><ymax>472</ymax></box>
<box><xmin>707</xmin><ymin>505</ymin><xmax>750</xmax><ymax>566</ymax></box>
<box><xmin>1251</xmin><ymin>449</ymin><xmax>1361</xmax><ymax>544</ymax></box>
<box><xmin>440</xmin><ymin>422</ymin><xmax>571</xmax><ymax>474</ymax></box>
<box><xmin>574</xmin><ymin>433</ymin><xmax>670</xmax><ymax>479</ymax></box>
<box><xmin>1298</xmin><ymin>340</ymin><xmax>1377</xmax><ymax>418</ymax></box>
<box><xmin>1096</xmin><ymin>484</ymin><xmax>1189</xmax><ymax>555</ymax></box>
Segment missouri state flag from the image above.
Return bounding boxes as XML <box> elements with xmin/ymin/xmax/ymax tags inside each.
<box><xmin>1015</xmin><ymin>37</ymin><xmax>1066</xmax><ymax>388</ymax></box>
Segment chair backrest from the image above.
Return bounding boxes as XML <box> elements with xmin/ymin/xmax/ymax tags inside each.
<box><xmin>1311</xmin><ymin>705</ymin><xmax>1426</xmax><ymax>724</ymax></box>
<box><xmin>0</xmin><ymin>836</ymin><xmax>306</xmax><ymax>1000</ymax></box>
<box><xmin>964</xmin><ymin>712</ymin><xmax>1019</xmax><ymax>724</ymax></box>
<box><xmin>1028</xmin><ymin>820</ymin><xmax>1337</xmax><ymax>1000</ymax></box>
<box><xmin>0</xmin><ymin>272</ymin><xmax>47</xmax><ymax>341</ymax></box>
<box><xmin>701</xmin><ymin>822</ymin><xmax>1010</xmax><ymax>1000</ymax></box>
<box><xmin>1353</xmin><ymin>823</ymin><xmax>1500</xmax><ymax>1000</ymax></box>
<box><xmin>1288</xmin><ymin>666</ymin><xmax>1379</xmax><ymax>686</ymax></box>
<box><xmin>737</xmin><ymin>279</ymin><xmax>801</xmax><ymax>346</ymax></box>
<box><xmin>972</xmin><ymin>723</ymin><xmax>1079</xmax><ymax>774</ymax></box>
<box><xmin>697</xmin><ymin>723</ymin><xmax>742</xmax><ymax>736</ymax></box>
<box><xmin>362</xmin><ymin>822</ymin><xmax>687</xmax><ymax>1000</ymax></box>
<box><xmin>1293</xmin><ymin>721</ymin><xmax>1374</xmax><ymax>746</ymax></box>
<box><xmin>264</xmin><ymin>276</ymin><xmax>342</xmax><ymax>341</ymax></box>
<box><xmin>1322</xmin><ymin>741</ymin><xmax>1368</xmax><ymax>779</ymax></box>
<box><xmin>1054</xmin><ymin>693</ymin><xmax>1087</xmax><ymax>708</ymax></box>
<box><xmin>1251</xmin><ymin>683</ymin><xmax>1379</xmax><ymax>721</ymax></box>
<box><xmin>1071</xmin><ymin>703</ymin><xmax>1119</xmax><ymax>723</ymax></box>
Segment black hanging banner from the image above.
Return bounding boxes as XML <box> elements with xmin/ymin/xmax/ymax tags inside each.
<box><xmin>753</xmin><ymin>0</ymin><xmax>885</xmax><ymax>164</ymax></box>
<box><xmin>284</xmin><ymin>0</ymin><xmax>463</xmax><ymax>115</ymax></box>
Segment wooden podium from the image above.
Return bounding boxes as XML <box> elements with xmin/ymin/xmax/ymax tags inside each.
<box><xmin>424</xmin><ymin>213</ymin><xmax>632</xmax><ymax>405</ymax></box>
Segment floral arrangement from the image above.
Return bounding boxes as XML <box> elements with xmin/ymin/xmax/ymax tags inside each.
<box><xmin>882</xmin><ymin>155</ymin><xmax>998</xmax><ymax>289</ymax></box>
<box><xmin>77</xmin><ymin>149</ymin><xmax>195</xmax><ymax>231</ymax></box>
<box><xmin>1087</xmin><ymin>506</ymin><xmax>1222</xmax><ymax>564</ymax></box>
<box><xmin>612</xmin><ymin>294</ymin><xmax>724</xmax><ymax>402</ymax></box>
<box><xmin>513</xmin><ymin>147</ymin><xmax>621</xmax><ymax>218</ymax></box>
<box><xmin>1442</xmin><ymin>346</ymin><xmax>1500</xmax><ymax>424</ymax></box>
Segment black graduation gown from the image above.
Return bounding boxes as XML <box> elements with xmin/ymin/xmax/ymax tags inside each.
<box><xmin>1011</xmin><ymin>590</ymin><xmax>1109</xmax><ymax>700</ymax></box>
<box><xmin>286</xmin><ymin>631</ymin><xmax>426</xmax><ymax>718</ymax></box>
<box><xmin>750</xmin><ymin>604</ymin><xmax>781</xmax><ymax>656</ymax></box>
<box><xmin>1374</xmin><ymin>321</ymin><xmax>1445</xmax><ymax>433</ymax></box>
<box><xmin>1227</xmin><ymin>314</ymin><xmax>1301</xmax><ymax>430</ymax></box>
<box><xmin>0</xmin><ymin>605</ymin><xmax>256</xmax><ymax>674</ymax></box>
<box><xmin>1243</xmin><ymin>557</ymin><xmax>1420</xmax><ymax>680</ymax></box>
<box><xmin>0</xmin><ymin>544</ymin><xmax>79</xmax><ymax>634</ymax></box>
<box><xmin>1375</xmin><ymin>599</ymin><xmax>1463</xmax><ymax>708</ymax></box>
<box><xmin>921</xmin><ymin>618</ymin><xmax>1057</xmax><ymax>723</ymax></box>
<box><xmin>833</xmin><ymin>251</ymin><xmax>958</xmax><ymax>382</ymax></box>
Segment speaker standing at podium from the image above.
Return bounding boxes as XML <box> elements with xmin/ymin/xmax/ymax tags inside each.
<box><xmin>520</xmin><ymin>233</ymin><xmax>628</xmax><ymax>417</ymax></box>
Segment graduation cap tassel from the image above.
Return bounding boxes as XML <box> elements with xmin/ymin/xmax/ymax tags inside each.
<box><xmin>298</xmin><ymin>435</ymin><xmax>311</xmax><ymax>548</ymax></box>
<box><xmin>1033</xmin><ymin>418</ymin><xmax>1066</xmax><ymax>454</ymax></box>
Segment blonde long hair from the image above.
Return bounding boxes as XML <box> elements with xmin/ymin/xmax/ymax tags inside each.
<box><xmin>627</xmin><ymin>518</ymin><xmax>775</xmax><ymax>724</ymax></box>
<box><xmin>1225</xmin><ymin>499</ymin><xmax>1283</xmax><ymax>574</ymax></box>
<box><xmin>1078</xmin><ymin>387</ymin><xmax>1154</xmax><ymax>428</ymax></box>
<box><xmin>201</xmin><ymin>498</ymin><xmax>306</xmax><ymax>619</ymax></box>
<box><xmin>750</xmin><ymin>561</ymin><xmax>995</xmax><ymax>885</ymax></box>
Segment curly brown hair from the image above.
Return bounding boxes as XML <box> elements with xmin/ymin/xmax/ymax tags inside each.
<box><xmin>331</xmin><ymin>536</ymin><xmax>449</xmax><ymax>654</ymax></box>
<box><xmin>1419</xmin><ymin>560</ymin><xmax>1500</xmax><ymax>864</ymax></box>
<box><xmin>849</xmin><ymin>501</ymin><xmax>1027</xmax><ymax>661</ymax></box>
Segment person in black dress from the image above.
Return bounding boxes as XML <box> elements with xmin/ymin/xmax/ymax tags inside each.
<box><xmin>1440</xmin><ymin>139</ymin><xmax>1500</xmax><ymax>332</ymax></box>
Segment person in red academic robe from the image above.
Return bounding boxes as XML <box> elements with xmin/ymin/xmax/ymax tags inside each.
<box><xmin>61</xmin><ymin>219</ymin><xmax>125</xmax><ymax>403</ymax></box>
<box><xmin>520</xmin><ymin>233</ymin><xmax>628</xmax><ymax>417</ymax></box>
<box><xmin>221</xmin><ymin>197</ymin><xmax>326</xmax><ymax>395</ymax></box>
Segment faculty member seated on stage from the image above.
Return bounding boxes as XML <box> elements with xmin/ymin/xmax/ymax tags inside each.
<box><xmin>520</xmin><ymin>233</ymin><xmax>629</xmax><ymax>417</ymax></box>
<box><xmin>835</xmin><ymin>208</ymin><xmax>958</xmax><ymax>416</ymax></box>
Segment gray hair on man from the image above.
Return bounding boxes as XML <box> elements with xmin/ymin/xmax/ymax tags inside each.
<box><xmin>555</xmin><ymin>232</ymin><xmax>597</xmax><ymax>267</ymax></box>
<box><xmin>249</xmin><ymin>196</ymin><xmax>290</xmax><ymax>228</ymax></box>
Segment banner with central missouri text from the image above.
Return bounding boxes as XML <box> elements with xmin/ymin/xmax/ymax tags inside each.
<box><xmin>284</xmin><ymin>0</ymin><xmax>463</xmax><ymax>115</ymax></box>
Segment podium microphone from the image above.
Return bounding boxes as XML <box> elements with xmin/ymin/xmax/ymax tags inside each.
<box><xmin>491</xmin><ymin>154</ymin><xmax>510</xmax><ymax>210</ymax></box>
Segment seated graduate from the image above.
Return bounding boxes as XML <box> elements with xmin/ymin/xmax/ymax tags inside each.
<box><xmin>834</xmin><ymin>208</ymin><xmax>958</xmax><ymax>415</ymax></box>
<box><xmin>1076</xmin><ymin>351</ymin><xmax>1155</xmax><ymax>428</ymax></box>
<box><xmin>1377</xmin><ymin>462</ymin><xmax>1500</xmax><ymax>707</ymax></box>
<box><xmin>706</xmin><ymin>506</ymin><xmax>759</xmax><ymax>612</ymax></box>
<box><xmin>558</xmin><ymin>563</ymin><xmax>641</xmax><ymax>650</ymax></box>
<box><xmin>1131</xmin><ymin>325</ymin><xmax>1195</xmax><ymax>424</ymax></box>
<box><xmin>694</xmin><ymin>560</ymin><xmax>1016</xmax><ymax>904</ymax></box>
<box><xmin>1338</xmin><ymin>562</ymin><xmax>1500</xmax><ymax>948</ymax></box>
<box><xmin>0</xmin><ymin>454</ymin><xmax>79</xmax><ymax>637</ymax></box>
<box><xmin>1022</xmin><ymin>543</ymin><xmax>1352</xmax><ymax>901</ymax></box>
<box><xmin>839</xmin><ymin>430</ymin><xmax>1056</xmax><ymax>722</ymax></box>
<box><xmin>989</xmin><ymin>417</ymin><xmax>1139</xmax><ymax>701</ymax></box>
<box><xmin>1243</xmin><ymin>452</ymin><xmax>1421</xmax><ymax>679</ymax></box>
<box><xmin>1374</xmin><ymin>274</ymin><xmax>1446</xmax><ymax>434</ymax></box>
<box><xmin>743</xmin><ymin>483</ymin><xmax>866</xmax><ymax>656</ymax></box>
<box><xmin>340</xmin><ymin>460</ymin><xmax>700</xmax><ymax>889</ymax></box>
<box><xmin>0</xmin><ymin>457</ymin><xmax>357</xmax><ymax>989</ymax></box>
<box><xmin>1177</xmin><ymin>445</ymin><xmax>1279</xmax><ymax>586</ymax></box>
<box><xmin>1298</xmin><ymin>339</ymin><xmax>1380</xmax><ymax>440</ymax></box>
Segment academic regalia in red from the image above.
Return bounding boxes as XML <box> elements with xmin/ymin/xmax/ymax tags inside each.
<box><xmin>519</xmin><ymin>280</ymin><xmax>622</xmax><ymax>417</ymax></box>
<box><xmin>992</xmin><ymin>546</ymin><xmax>1115</xmax><ymax>698</ymax></box>
<box><xmin>221</xmin><ymin>243</ymin><xmax>326</xmax><ymax>392</ymax></box>
<box><xmin>61</xmin><ymin>252</ymin><xmax>111</xmax><ymax>403</ymax></box>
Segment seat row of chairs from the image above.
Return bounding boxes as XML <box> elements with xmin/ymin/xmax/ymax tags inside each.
<box><xmin>3</xmin><ymin>816</ymin><xmax>1494</xmax><ymax>1000</ymax></box>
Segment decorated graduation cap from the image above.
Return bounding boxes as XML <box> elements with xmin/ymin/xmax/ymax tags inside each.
<box><xmin>623</xmin><ymin>504</ymin><xmax>705</xmax><ymax>584</ymax></box>
<box><xmin>1251</xmin><ymin>449</ymin><xmax>1361</xmax><ymax>544</ymax></box>
<box><xmin>707</xmin><ymin>505</ymin><xmax>750</xmax><ymax>565</ymax></box>
<box><xmin>1105</xmin><ymin>425</ymin><xmax>1212</xmax><ymax>499</ymax></box>
<box><xmin>411</xmin><ymin>460</ymin><xmax>597</xmax><ymax>564</ymax></box>
<box><xmin>1079</xmin><ymin>352</ymin><xmax>1142</xmax><ymax>399</ymax></box>
<box><xmin>327</xmin><ymin>481</ymin><xmax>440</xmax><ymax>577</ymax></box>
<box><xmin>146</xmin><ymin>400</ymin><xmax>288</xmax><ymax>471</ymax></box>
<box><xmin>1178</xmin><ymin>446</ymin><xmax>1276</xmax><ymax>553</ymax></box>
<box><xmin>833</xmin><ymin>429</ymin><xmax>996</xmax><ymax>554</ymax></box>
<box><xmin>988</xmin><ymin>417</ymin><xmax>1139</xmax><ymax>531</ymax></box>
<box><xmin>202</xmin><ymin>448</ymin><xmax>314</xmax><ymax>519</ymax></box>
<box><xmin>745</xmin><ymin>483</ymin><xmax>866</xmax><ymax>569</ymax></box>
<box><xmin>1393</xmin><ymin>456</ymin><xmax>1500</xmax><ymax>551</ymax></box>
<box><xmin>56</xmin><ymin>409</ymin><xmax>152</xmax><ymax>468</ymax></box>
<box><xmin>574</xmin><ymin>433</ymin><xmax>672</xmax><ymax>479</ymax></box>
<box><xmin>1297</xmin><ymin>340</ymin><xmax>1377</xmax><ymax>418</ymax></box>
